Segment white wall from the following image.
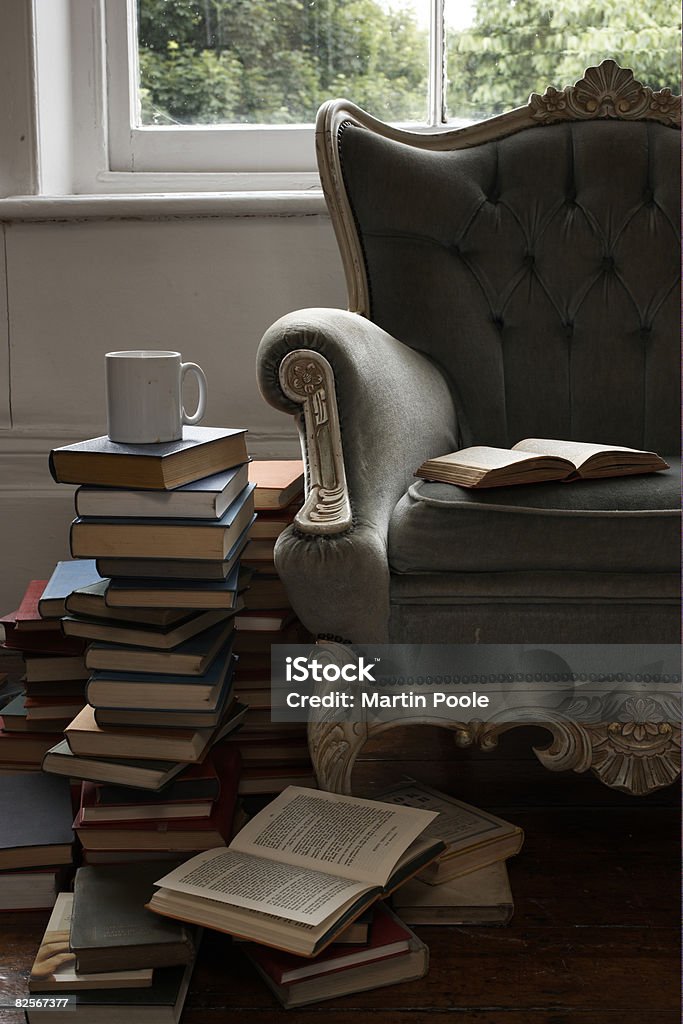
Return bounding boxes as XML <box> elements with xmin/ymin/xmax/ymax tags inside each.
<box><xmin>0</xmin><ymin>212</ymin><xmax>346</xmax><ymax>611</ymax></box>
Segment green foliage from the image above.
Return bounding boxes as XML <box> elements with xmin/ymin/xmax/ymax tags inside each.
<box><xmin>136</xmin><ymin>0</ymin><xmax>681</xmax><ymax>125</ymax></box>
<box><xmin>446</xmin><ymin>0</ymin><xmax>682</xmax><ymax>120</ymax></box>
<box><xmin>137</xmin><ymin>0</ymin><xmax>427</xmax><ymax>124</ymax></box>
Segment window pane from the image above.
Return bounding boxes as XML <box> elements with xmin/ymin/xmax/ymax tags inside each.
<box><xmin>445</xmin><ymin>0</ymin><xmax>682</xmax><ymax>122</ymax></box>
<box><xmin>136</xmin><ymin>0</ymin><xmax>429</xmax><ymax>125</ymax></box>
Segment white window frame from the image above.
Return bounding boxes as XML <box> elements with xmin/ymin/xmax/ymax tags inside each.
<box><xmin>91</xmin><ymin>0</ymin><xmax>445</xmax><ymax>191</ymax></box>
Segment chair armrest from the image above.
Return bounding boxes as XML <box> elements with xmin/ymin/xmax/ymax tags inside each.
<box><xmin>257</xmin><ymin>308</ymin><xmax>458</xmax><ymax>641</ymax></box>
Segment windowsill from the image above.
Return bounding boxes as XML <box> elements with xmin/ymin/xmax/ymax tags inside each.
<box><xmin>0</xmin><ymin>189</ymin><xmax>327</xmax><ymax>222</ymax></box>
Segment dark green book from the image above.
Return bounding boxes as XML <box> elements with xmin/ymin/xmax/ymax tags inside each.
<box><xmin>25</xmin><ymin>962</ymin><xmax>197</xmax><ymax>1024</ymax></box>
<box><xmin>70</xmin><ymin>863</ymin><xmax>196</xmax><ymax>972</ymax></box>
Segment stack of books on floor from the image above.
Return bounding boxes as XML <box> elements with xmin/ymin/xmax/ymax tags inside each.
<box><xmin>228</xmin><ymin>460</ymin><xmax>317</xmax><ymax>795</ymax></box>
<box><xmin>381</xmin><ymin>781</ymin><xmax>524</xmax><ymax>925</ymax></box>
<box><xmin>146</xmin><ymin>786</ymin><xmax>438</xmax><ymax>1007</ymax></box>
<box><xmin>40</xmin><ymin>427</ymin><xmax>254</xmax><ymax>856</ymax></box>
<box><xmin>0</xmin><ymin>570</ymin><xmax>93</xmax><ymax>771</ymax></box>
<box><xmin>27</xmin><ymin>861</ymin><xmax>199</xmax><ymax>1023</ymax></box>
<box><xmin>0</xmin><ymin>773</ymin><xmax>74</xmax><ymax>911</ymax></box>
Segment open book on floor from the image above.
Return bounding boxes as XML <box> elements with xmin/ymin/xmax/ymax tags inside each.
<box><xmin>147</xmin><ymin>786</ymin><xmax>445</xmax><ymax>956</ymax></box>
<box><xmin>415</xmin><ymin>438</ymin><xmax>669</xmax><ymax>488</ymax></box>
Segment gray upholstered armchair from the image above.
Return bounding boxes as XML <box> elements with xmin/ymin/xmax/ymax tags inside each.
<box><xmin>257</xmin><ymin>61</ymin><xmax>680</xmax><ymax>653</ymax></box>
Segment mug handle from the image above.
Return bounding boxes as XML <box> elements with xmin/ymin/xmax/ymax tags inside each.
<box><xmin>180</xmin><ymin>362</ymin><xmax>208</xmax><ymax>425</ymax></box>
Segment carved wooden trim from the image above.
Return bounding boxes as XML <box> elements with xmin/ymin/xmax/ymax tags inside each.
<box><xmin>529</xmin><ymin>60</ymin><xmax>681</xmax><ymax>126</ymax></box>
<box><xmin>279</xmin><ymin>349</ymin><xmax>352</xmax><ymax>535</ymax></box>
<box><xmin>309</xmin><ymin>714</ymin><xmax>681</xmax><ymax>797</ymax></box>
<box><xmin>316</xmin><ymin>61</ymin><xmax>681</xmax><ymax>315</ymax></box>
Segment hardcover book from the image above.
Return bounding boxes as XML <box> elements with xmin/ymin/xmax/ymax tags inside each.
<box><xmin>38</xmin><ymin>560</ymin><xmax>103</xmax><ymax>618</ymax></box>
<box><xmin>245</xmin><ymin>906</ymin><xmax>428</xmax><ymax>1007</ymax></box>
<box><xmin>105</xmin><ymin>562</ymin><xmax>243</xmax><ymax>610</ymax></box>
<box><xmin>85</xmin><ymin>618</ymin><xmax>235</xmax><ymax>675</ymax></box>
<box><xmin>415</xmin><ymin>438</ymin><xmax>669</xmax><ymax>489</ymax></box>
<box><xmin>147</xmin><ymin>786</ymin><xmax>445</xmax><ymax>956</ymax></box>
<box><xmin>29</xmin><ymin>894</ymin><xmax>154</xmax><ymax>991</ymax></box>
<box><xmin>70</xmin><ymin>484</ymin><xmax>255</xmax><ymax>560</ymax></box>
<box><xmin>70</xmin><ymin>862</ymin><xmax>196</xmax><ymax>972</ymax></box>
<box><xmin>249</xmin><ymin>460</ymin><xmax>304</xmax><ymax>510</ymax></box>
<box><xmin>65</xmin><ymin>702</ymin><xmax>247</xmax><ymax>763</ymax></box>
<box><xmin>42</xmin><ymin>739</ymin><xmax>189</xmax><ymax>791</ymax></box>
<box><xmin>75</xmin><ymin>462</ymin><xmax>250</xmax><ymax>519</ymax></box>
<box><xmin>65</xmin><ymin>580</ymin><xmax>194</xmax><ymax>627</ymax></box>
<box><xmin>0</xmin><ymin>773</ymin><xmax>74</xmax><ymax>870</ymax></box>
<box><xmin>25</xmin><ymin>963</ymin><xmax>197</xmax><ymax>1024</ymax></box>
<box><xmin>392</xmin><ymin>860</ymin><xmax>514</xmax><ymax>925</ymax></box>
<box><xmin>94</xmin><ymin>760</ymin><xmax>220</xmax><ymax>807</ymax></box>
<box><xmin>49</xmin><ymin>426</ymin><xmax>248</xmax><ymax>490</ymax></box>
<box><xmin>86</xmin><ymin>639</ymin><xmax>235</xmax><ymax>709</ymax></box>
<box><xmin>62</xmin><ymin>607</ymin><xmax>235</xmax><ymax>650</ymax></box>
<box><xmin>381</xmin><ymin>782</ymin><xmax>523</xmax><ymax>883</ymax></box>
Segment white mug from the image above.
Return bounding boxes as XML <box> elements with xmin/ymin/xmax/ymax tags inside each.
<box><xmin>105</xmin><ymin>350</ymin><xmax>208</xmax><ymax>444</ymax></box>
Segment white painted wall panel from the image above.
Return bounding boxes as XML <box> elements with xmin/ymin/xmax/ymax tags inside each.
<box><xmin>0</xmin><ymin>213</ymin><xmax>347</xmax><ymax>610</ymax></box>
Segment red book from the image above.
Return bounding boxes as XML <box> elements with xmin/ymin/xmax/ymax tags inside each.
<box><xmin>1</xmin><ymin>611</ymin><xmax>86</xmax><ymax>655</ymax></box>
<box><xmin>14</xmin><ymin>580</ymin><xmax>50</xmax><ymax>631</ymax></box>
<box><xmin>246</xmin><ymin>903</ymin><xmax>412</xmax><ymax>985</ymax></box>
<box><xmin>74</xmin><ymin>747</ymin><xmax>240</xmax><ymax>851</ymax></box>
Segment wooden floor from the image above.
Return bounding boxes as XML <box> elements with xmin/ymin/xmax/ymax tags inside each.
<box><xmin>0</xmin><ymin>654</ymin><xmax>680</xmax><ymax>1023</ymax></box>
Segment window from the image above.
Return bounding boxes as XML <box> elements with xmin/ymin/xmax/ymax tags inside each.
<box><xmin>87</xmin><ymin>0</ymin><xmax>683</xmax><ymax>186</ymax></box>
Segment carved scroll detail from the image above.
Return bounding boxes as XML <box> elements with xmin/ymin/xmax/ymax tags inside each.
<box><xmin>279</xmin><ymin>350</ymin><xmax>352</xmax><ymax>535</ymax></box>
<box><xmin>309</xmin><ymin>712</ymin><xmax>680</xmax><ymax>797</ymax></box>
<box><xmin>529</xmin><ymin>59</ymin><xmax>681</xmax><ymax>127</ymax></box>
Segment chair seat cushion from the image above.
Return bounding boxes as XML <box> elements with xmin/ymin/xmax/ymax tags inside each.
<box><xmin>388</xmin><ymin>459</ymin><xmax>681</xmax><ymax>574</ymax></box>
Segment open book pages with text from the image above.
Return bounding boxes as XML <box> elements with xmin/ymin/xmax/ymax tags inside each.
<box><xmin>147</xmin><ymin>786</ymin><xmax>445</xmax><ymax>955</ymax></box>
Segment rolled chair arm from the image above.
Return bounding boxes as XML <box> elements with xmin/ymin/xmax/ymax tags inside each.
<box><xmin>257</xmin><ymin>308</ymin><xmax>458</xmax><ymax>641</ymax></box>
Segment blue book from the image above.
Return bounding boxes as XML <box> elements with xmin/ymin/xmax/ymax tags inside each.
<box><xmin>93</xmin><ymin>656</ymin><xmax>237</xmax><ymax>726</ymax></box>
<box><xmin>106</xmin><ymin>562</ymin><xmax>243</xmax><ymax>610</ymax></box>
<box><xmin>75</xmin><ymin>463</ymin><xmax>250</xmax><ymax>519</ymax></box>
<box><xmin>38</xmin><ymin>560</ymin><xmax>103</xmax><ymax>618</ymax></box>
<box><xmin>87</xmin><ymin>639</ymin><xmax>236</xmax><ymax>710</ymax></box>
<box><xmin>85</xmin><ymin>619</ymin><xmax>234</xmax><ymax>677</ymax></box>
<box><xmin>71</xmin><ymin>484</ymin><xmax>256</xmax><ymax>560</ymax></box>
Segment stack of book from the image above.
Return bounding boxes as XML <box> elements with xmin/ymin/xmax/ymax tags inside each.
<box><xmin>73</xmin><ymin>746</ymin><xmax>240</xmax><ymax>866</ymax></box>
<box><xmin>27</xmin><ymin>861</ymin><xmax>199</xmax><ymax>1022</ymax></box>
<box><xmin>146</xmin><ymin>786</ymin><xmax>438</xmax><ymax>1007</ymax></box>
<box><xmin>41</xmin><ymin>427</ymin><xmax>252</xmax><ymax>797</ymax></box>
<box><xmin>381</xmin><ymin>781</ymin><xmax>524</xmax><ymax>925</ymax></box>
<box><xmin>228</xmin><ymin>460</ymin><xmax>317</xmax><ymax>795</ymax></box>
<box><xmin>0</xmin><ymin>773</ymin><xmax>74</xmax><ymax>911</ymax></box>
<box><xmin>0</xmin><ymin>571</ymin><xmax>93</xmax><ymax>771</ymax></box>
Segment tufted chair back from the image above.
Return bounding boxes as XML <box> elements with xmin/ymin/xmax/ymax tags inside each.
<box><xmin>318</xmin><ymin>63</ymin><xmax>681</xmax><ymax>453</ymax></box>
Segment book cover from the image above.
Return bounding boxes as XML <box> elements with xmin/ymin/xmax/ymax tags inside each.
<box><xmin>249</xmin><ymin>460</ymin><xmax>304</xmax><ymax>510</ymax></box>
<box><xmin>94</xmin><ymin>760</ymin><xmax>220</xmax><ymax>807</ymax></box>
<box><xmin>49</xmin><ymin>425</ymin><xmax>248</xmax><ymax>490</ymax></box>
<box><xmin>0</xmin><ymin>773</ymin><xmax>74</xmax><ymax>870</ymax></box>
<box><xmin>76</xmin><ymin>463</ymin><xmax>250</xmax><ymax>519</ymax></box>
<box><xmin>41</xmin><ymin>739</ymin><xmax>188</xmax><ymax>791</ymax></box>
<box><xmin>380</xmin><ymin>782</ymin><xmax>524</xmax><ymax>882</ymax></box>
<box><xmin>85</xmin><ymin>618</ymin><xmax>235</xmax><ymax>676</ymax></box>
<box><xmin>71</xmin><ymin>485</ymin><xmax>256</xmax><ymax>561</ymax></box>
<box><xmin>29</xmin><ymin>893</ymin><xmax>154</xmax><ymax>991</ymax></box>
<box><xmin>38</xmin><ymin>560</ymin><xmax>103</xmax><ymax>619</ymax></box>
<box><xmin>70</xmin><ymin>862</ymin><xmax>196</xmax><ymax>972</ymax></box>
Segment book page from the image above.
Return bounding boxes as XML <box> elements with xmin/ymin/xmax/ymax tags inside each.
<box><xmin>512</xmin><ymin>438</ymin><xmax>645</xmax><ymax>469</ymax></box>
<box><xmin>230</xmin><ymin>786</ymin><xmax>438</xmax><ymax>886</ymax></box>
<box><xmin>154</xmin><ymin>848</ymin><xmax>370</xmax><ymax>926</ymax></box>
<box><xmin>430</xmin><ymin>447</ymin><xmax>542</xmax><ymax>471</ymax></box>
<box><xmin>381</xmin><ymin>784</ymin><xmax>511</xmax><ymax>852</ymax></box>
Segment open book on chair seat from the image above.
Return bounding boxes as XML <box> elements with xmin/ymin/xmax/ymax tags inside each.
<box><xmin>147</xmin><ymin>786</ymin><xmax>444</xmax><ymax>957</ymax></box>
<box><xmin>415</xmin><ymin>438</ymin><xmax>669</xmax><ymax>489</ymax></box>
